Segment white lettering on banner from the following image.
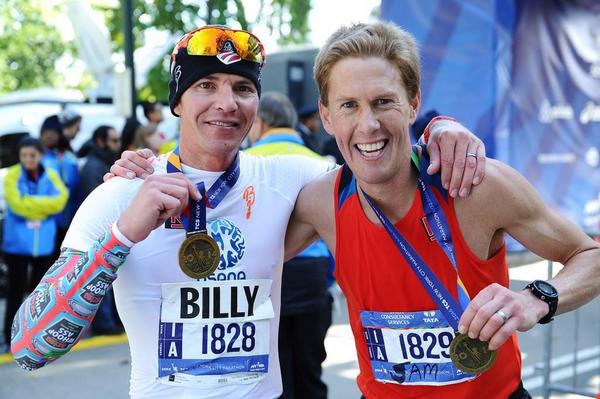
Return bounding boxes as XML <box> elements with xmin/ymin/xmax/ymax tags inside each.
<box><xmin>161</xmin><ymin>280</ymin><xmax>274</xmax><ymax>323</ymax></box>
<box><xmin>537</xmin><ymin>153</ymin><xmax>576</xmax><ymax>164</ymax></box>
<box><xmin>580</xmin><ymin>101</ymin><xmax>600</xmax><ymax>124</ymax></box>
<box><xmin>539</xmin><ymin>99</ymin><xmax>574</xmax><ymax>123</ymax></box>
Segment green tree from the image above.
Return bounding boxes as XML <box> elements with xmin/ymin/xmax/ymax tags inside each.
<box><xmin>100</xmin><ymin>0</ymin><xmax>312</xmax><ymax>102</ymax></box>
<box><xmin>0</xmin><ymin>0</ymin><xmax>75</xmax><ymax>95</ymax></box>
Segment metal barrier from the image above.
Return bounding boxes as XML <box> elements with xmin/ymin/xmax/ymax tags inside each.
<box><xmin>542</xmin><ymin>259</ymin><xmax>600</xmax><ymax>399</ymax></box>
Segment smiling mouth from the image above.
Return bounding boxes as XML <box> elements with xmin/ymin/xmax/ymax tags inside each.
<box><xmin>207</xmin><ymin>121</ymin><xmax>239</xmax><ymax>127</ymax></box>
<box><xmin>355</xmin><ymin>140</ymin><xmax>387</xmax><ymax>156</ymax></box>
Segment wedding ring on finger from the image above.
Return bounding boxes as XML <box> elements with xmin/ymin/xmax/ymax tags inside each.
<box><xmin>496</xmin><ymin>309</ymin><xmax>509</xmax><ymax>324</ymax></box>
<box><xmin>466</xmin><ymin>152</ymin><xmax>477</xmax><ymax>158</ymax></box>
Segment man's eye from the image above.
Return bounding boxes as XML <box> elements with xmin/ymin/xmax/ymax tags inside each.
<box><xmin>237</xmin><ymin>85</ymin><xmax>255</xmax><ymax>93</ymax></box>
<box><xmin>341</xmin><ymin>101</ymin><xmax>356</xmax><ymax>109</ymax></box>
<box><xmin>376</xmin><ymin>98</ymin><xmax>393</xmax><ymax>106</ymax></box>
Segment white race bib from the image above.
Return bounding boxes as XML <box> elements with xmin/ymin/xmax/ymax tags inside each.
<box><xmin>158</xmin><ymin>279</ymin><xmax>274</xmax><ymax>387</ymax></box>
<box><xmin>360</xmin><ymin>309</ymin><xmax>477</xmax><ymax>386</ymax></box>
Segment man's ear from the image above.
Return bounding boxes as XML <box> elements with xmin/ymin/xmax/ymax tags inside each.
<box><xmin>318</xmin><ymin>101</ymin><xmax>334</xmax><ymax>137</ymax></box>
<box><xmin>410</xmin><ymin>89</ymin><xmax>421</xmax><ymax>124</ymax></box>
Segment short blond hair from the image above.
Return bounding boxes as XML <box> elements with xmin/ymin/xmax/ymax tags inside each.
<box><xmin>314</xmin><ymin>21</ymin><xmax>420</xmax><ymax>106</ymax></box>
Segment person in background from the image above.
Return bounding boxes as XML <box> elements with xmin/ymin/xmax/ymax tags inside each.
<box><xmin>142</xmin><ymin>101</ymin><xmax>165</xmax><ymax>126</ymax></box>
<box><xmin>143</xmin><ymin>101</ymin><xmax>178</xmax><ymax>154</ymax></box>
<box><xmin>78</xmin><ymin>125</ymin><xmax>123</xmax><ymax>335</ymax></box>
<box><xmin>79</xmin><ymin>125</ymin><xmax>121</xmax><ymax>200</ymax></box>
<box><xmin>132</xmin><ymin>123</ymin><xmax>164</xmax><ymax>155</ymax></box>
<box><xmin>2</xmin><ymin>137</ymin><xmax>68</xmax><ymax>347</ymax></box>
<box><xmin>39</xmin><ymin>115</ymin><xmax>79</xmax><ymax>259</ymax></box>
<box><xmin>295</xmin><ymin>103</ymin><xmax>322</xmax><ymax>154</ymax></box>
<box><xmin>246</xmin><ymin>92</ymin><xmax>333</xmax><ymax>399</ymax></box>
<box><xmin>57</xmin><ymin>109</ymin><xmax>82</xmax><ymax>152</ymax></box>
<box><xmin>119</xmin><ymin>116</ymin><xmax>142</xmax><ymax>154</ymax></box>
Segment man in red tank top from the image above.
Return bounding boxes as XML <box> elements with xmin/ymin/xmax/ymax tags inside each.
<box><xmin>284</xmin><ymin>21</ymin><xmax>600</xmax><ymax>399</ymax></box>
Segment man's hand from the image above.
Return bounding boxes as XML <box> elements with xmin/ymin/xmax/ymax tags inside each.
<box><xmin>458</xmin><ymin>283</ymin><xmax>550</xmax><ymax>351</ymax></box>
<box><xmin>425</xmin><ymin>119</ymin><xmax>486</xmax><ymax>198</ymax></box>
<box><xmin>103</xmin><ymin>148</ymin><xmax>155</xmax><ymax>182</ymax></box>
<box><xmin>117</xmin><ymin>173</ymin><xmax>200</xmax><ymax>243</ymax></box>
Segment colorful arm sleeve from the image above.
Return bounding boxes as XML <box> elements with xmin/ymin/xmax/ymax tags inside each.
<box><xmin>10</xmin><ymin>228</ymin><xmax>130</xmax><ymax>370</ymax></box>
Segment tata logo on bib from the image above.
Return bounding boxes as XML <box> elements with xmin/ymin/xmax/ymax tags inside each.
<box><xmin>422</xmin><ymin>310</ymin><xmax>439</xmax><ymax>323</ymax></box>
<box><xmin>249</xmin><ymin>360</ymin><xmax>266</xmax><ymax>371</ymax></box>
<box><xmin>208</xmin><ymin>218</ymin><xmax>245</xmax><ymax>269</ymax></box>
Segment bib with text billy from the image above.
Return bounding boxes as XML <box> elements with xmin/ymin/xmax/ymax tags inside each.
<box><xmin>158</xmin><ymin>279</ymin><xmax>274</xmax><ymax>387</ymax></box>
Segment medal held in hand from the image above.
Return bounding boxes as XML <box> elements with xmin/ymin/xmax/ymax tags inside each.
<box><xmin>449</xmin><ymin>333</ymin><xmax>497</xmax><ymax>373</ymax></box>
<box><xmin>178</xmin><ymin>232</ymin><xmax>220</xmax><ymax>279</ymax></box>
<box><xmin>167</xmin><ymin>147</ymin><xmax>240</xmax><ymax>280</ymax></box>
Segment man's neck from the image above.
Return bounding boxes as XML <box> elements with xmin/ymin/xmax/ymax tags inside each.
<box><xmin>357</xmin><ymin>166</ymin><xmax>418</xmax><ymax>224</ymax></box>
<box><xmin>178</xmin><ymin>144</ymin><xmax>238</xmax><ymax>171</ymax></box>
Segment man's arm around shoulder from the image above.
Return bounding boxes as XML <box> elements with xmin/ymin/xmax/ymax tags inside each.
<box><xmin>285</xmin><ymin>169</ymin><xmax>338</xmax><ymax>261</ymax></box>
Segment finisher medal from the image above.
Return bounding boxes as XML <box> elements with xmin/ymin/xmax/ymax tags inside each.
<box><xmin>449</xmin><ymin>333</ymin><xmax>497</xmax><ymax>374</ymax></box>
<box><xmin>178</xmin><ymin>232</ymin><xmax>220</xmax><ymax>279</ymax></box>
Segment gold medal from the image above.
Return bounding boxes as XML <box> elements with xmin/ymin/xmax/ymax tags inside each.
<box><xmin>178</xmin><ymin>232</ymin><xmax>221</xmax><ymax>279</ymax></box>
<box><xmin>449</xmin><ymin>333</ymin><xmax>497</xmax><ymax>374</ymax></box>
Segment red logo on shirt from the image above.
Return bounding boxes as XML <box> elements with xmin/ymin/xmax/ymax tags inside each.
<box><xmin>243</xmin><ymin>186</ymin><xmax>256</xmax><ymax>219</ymax></box>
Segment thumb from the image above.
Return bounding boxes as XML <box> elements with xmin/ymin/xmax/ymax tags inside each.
<box><xmin>136</xmin><ymin>148</ymin><xmax>155</xmax><ymax>160</ymax></box>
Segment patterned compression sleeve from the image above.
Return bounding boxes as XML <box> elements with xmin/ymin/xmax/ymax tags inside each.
<box><xmin>10</xmin><ymin>230</ymin><xmax>130</xmax><ymax>370</ymax></box>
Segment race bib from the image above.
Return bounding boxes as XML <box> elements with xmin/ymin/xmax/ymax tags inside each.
<box><xmin>360</xmin><ymin>309</ymin><xmax>477</xmax><ymax>386</ymax></box>
<box><xmin>158</xmin><ymin>279</ymin><xmax>274</xmax><ymax>387</ymax></box>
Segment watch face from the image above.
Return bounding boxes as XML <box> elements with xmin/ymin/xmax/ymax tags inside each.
<box><xmin>536</xmin><ymin>281</ymin><xmax>557</xmax><ymax>296</ymax></box>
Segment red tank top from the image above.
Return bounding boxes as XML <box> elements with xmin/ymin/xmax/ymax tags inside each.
<box><xmin>334</xmin><ymin>166</ymin><xmax>522</xmax><ymax>399</ymax></box>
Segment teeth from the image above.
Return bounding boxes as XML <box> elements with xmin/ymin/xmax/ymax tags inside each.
<box><xmin>356</xmin><ymin>141</ymin><xmax>385</xmax><ymax>152</ymax></box>
<box><xmin>209</xmin><ymin>121</ymin><xmax>236</xmax><ymax>127</ymax></box>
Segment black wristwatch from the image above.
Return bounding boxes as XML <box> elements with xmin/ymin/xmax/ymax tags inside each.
<box><xmin>525</xmin><ymin>280</ymin><xmax>559</xmax><ymax>324</ymax></box>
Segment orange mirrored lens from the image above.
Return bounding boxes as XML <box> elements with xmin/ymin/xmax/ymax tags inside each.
<box><xmin>173</xmin><ymin>27</ymin><xmax>264</xmax><ymax>66</ymax></box>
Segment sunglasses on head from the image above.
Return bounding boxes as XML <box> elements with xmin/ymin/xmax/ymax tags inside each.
<box><xmin>172</xmin><ymin>26</ymin><xmax>265</xmax><ymax>67</ymax></box>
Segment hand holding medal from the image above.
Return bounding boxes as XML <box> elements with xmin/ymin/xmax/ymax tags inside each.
<box><xmin>449</xmin><ymin>333</ymin><xmax>497</xmax><ymax>373</ymax></box>
<box><xmin>117</xmin><ymin>173</ymin><xmax>201</xmax><ymax>243</ymax></box>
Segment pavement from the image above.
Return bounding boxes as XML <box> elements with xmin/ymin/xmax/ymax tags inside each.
<box><xmin>0</xmin><ymin>254</ymin><xmax>599</xmax><ymax>398</ymax></box>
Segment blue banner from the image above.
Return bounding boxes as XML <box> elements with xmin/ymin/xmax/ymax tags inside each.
<box><xmin>382</xmin><ymin>0</ymin><xmax>600</xmax><ymax>239</ymax></box>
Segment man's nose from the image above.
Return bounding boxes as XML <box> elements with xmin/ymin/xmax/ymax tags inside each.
<box><xmin>357</xmin><ymin>107</ymin><xmax>380</xmax><ymax>134</ymax></box>
<box><xmin>215</xmin><ymin>86</ymin><xmax>238</xmax><ymax>112</ymax></box>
